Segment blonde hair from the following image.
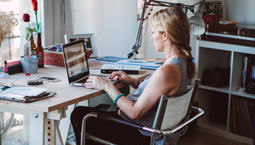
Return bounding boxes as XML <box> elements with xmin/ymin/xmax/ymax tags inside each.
<box><xmin>150</xmin><ymin>6</ymin><xmax>196</xmax><ymax>79</ymax></box>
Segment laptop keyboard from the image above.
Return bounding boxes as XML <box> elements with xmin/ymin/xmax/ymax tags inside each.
<box><xmin>76</xmin><ymin>74</ymin><xmax>109</xmax><ymax>83</ymax></box>
<box><xmin>76</xmin><ymin>78</ymin><xmax>88</xmax><ymax>83</ymax></box>
<box><xmin>75</xmin><ymin>74</ymin><xmax>117</xmax><ymax>85</ymax></box>
<box><xmin>90</xmin><ymin>74</ymin><xmax>109</xmax><ymax>78</ymax></box>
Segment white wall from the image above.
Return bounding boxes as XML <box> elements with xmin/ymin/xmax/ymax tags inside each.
<box><xmin>70</xmin><ymin>0</ymin><xmax>137</xmax><ymax>58</ymax></box>
<box><xmin>137</xmin><ymin>0</ymin><xmax>202</xmax><ymax>59</ymax></box>
<box><xmin>139</xmin><ymin>0</ymin><xmax>255</xmax><ymax>59</ymax></box>
<box><xmin>226</xmin><ymin>0</ymin><xmax>255</xmax><ymax>24</ymax></box>
<box><xmin>41</xmin><ymin>0</ymin><xmax>255</xmax><ymax>58</ymax></box>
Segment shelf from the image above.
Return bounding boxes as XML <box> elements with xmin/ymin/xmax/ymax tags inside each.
<box><xmin>231</xmin><ymin>91</ymin><xmax>255</xmax><ymax>99</ymax></box>
<box><xmin>198</xmin><ymin>40</ymin><xmax>255</xmax><ymax>54</ymax></box>
<box><xmin>196</xmin><ymin>39</ymin><xmax>255</xmax><ymax>144</ymax></box>
<box><xmin>199</xmin><ymin>85</ymin><xmax>229</xmax><ymax>94</ymax></box>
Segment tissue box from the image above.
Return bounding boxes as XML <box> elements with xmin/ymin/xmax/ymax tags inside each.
<box><xmin>44</xmin><ymin>49</ymin><xmax>93</xmax><ymax>67</ymax></box>
<box><xmin>44</xmin><ymin>51</ymin><xmax>65</xmax><ymax>67</ymax></box>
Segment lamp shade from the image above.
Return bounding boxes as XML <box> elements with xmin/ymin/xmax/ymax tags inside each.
<box><xmin>189</xmin><ymin>14</ymin><xmax>205</xmax><ymax>35</ymax></box>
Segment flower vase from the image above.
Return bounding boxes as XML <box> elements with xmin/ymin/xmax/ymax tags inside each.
<box><xmin>36</xmin><ymin>33</ymin><xmax>44</xmax><ymax>68</ymax></box>
<box><xmin>21</xmin><ymin>40</ymin><xmax>39</xmax><ymax>74</ymax></box>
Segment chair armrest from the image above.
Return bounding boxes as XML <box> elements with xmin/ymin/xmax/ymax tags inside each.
<box><xmin>164</xmin><ymin>106</ymin><xmax>204</xmax><ymax>134</ymax></box>
<box><xmin>80</xmin><ymin>112</ymin><xmax>144</xmax><ymax>145</ymax></box>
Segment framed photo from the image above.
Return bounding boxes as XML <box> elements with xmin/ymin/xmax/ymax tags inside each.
<box><xmin>64</xmin><ymin>33</ymin><xmax>97</xmax><ymax>57</ymax></box>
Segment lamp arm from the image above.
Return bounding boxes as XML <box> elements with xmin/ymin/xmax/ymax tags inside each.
<box><xmin>128</xmin><ymin>0</ymin><xmax>149</xmax><ymax>59</ymax></box>
<box><xmin>127</xmin><ymin>0</ymin><xmax>205</xmax><ymax>59</ymax></box>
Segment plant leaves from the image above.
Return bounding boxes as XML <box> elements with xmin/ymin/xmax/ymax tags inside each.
<box><xmin>31</xmin><ymin>28</ymin><xmax>37</xmax><ymax>32</ymax></box>
<box><xmin>25</xmin><ymin>32</ymin><xmax>32</xmax><ymax>41</ymax></box>
<box><xmin>25</xmin><ymin>27</ymin><xmax>32</xmax><ymax>33</ymax></box>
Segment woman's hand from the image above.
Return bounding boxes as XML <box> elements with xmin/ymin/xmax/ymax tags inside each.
<box><xmin>84</xmin><ymin>76</ymin><xmax>112</xmax><ymax>90</ymax></box>
<box><xmin>108</xmin><ymin>71</ymin><xmax>133</xmax><ymax>84</ymax></box>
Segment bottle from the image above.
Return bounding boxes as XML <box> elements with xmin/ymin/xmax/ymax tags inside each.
<box><xmin>30</xmin><ymin>34</ymin><xmax>37</xmax><ymax>55</ymax></box>
<box><xmin>36</xmin><ymin>33</ymin><xmax>44</xmax><ymax>68</ymax></box>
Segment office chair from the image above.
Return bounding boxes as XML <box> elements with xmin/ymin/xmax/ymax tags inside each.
<box><xmin>80</xmin><ymin>80</ymin><xmax>204</xmax><ymax>145</ymax></box>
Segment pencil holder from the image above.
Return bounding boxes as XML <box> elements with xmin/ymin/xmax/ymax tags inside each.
<box><xmin>21</xmin><ymin>56</ymin><xmax>39</xmax><ymax>74</ymax></box>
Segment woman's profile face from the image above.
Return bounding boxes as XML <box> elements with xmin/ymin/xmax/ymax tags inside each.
<box><xmin>151</xmin><ymin>27</ymin><xmax>165</xmax><ymax>52</ymax></box>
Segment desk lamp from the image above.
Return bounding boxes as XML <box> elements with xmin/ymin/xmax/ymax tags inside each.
<box><xmin>189</xmin><ymin>9</ymin><xmax>205</xmax><ymax>35</ymax></box>
<box><xmin>128</xmin><ymin>0</ymin><xmax>206</xmax><ymax>59</ymax></box>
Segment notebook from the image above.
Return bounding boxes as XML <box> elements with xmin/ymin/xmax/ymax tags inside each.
<box><xmin>95</xmin><ymin>56</ymin><xmax>128</xmax><ymax>62</ymax></box>
<box><xmin>101</xmin><ymin>64</ymin><xmax>140</xmax><ymax>74</ymax></box>
<box><xmin>62</xmin><ymin>40</ymin><xmax>116</xmax><ymax>87</ymax></box>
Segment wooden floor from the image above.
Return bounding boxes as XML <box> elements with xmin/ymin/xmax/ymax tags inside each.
<box><xmin>179</xmin><ymin>130</ymin><xmax>251</xmax><ymax>145</ymax></box>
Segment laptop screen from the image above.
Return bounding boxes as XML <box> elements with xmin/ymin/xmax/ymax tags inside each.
<box><xmin>62</xmin><ymin>39</ymin><xmax>90</xmax><ymax>84</ymax></box>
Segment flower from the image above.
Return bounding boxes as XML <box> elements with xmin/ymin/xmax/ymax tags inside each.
<box><xmin>31</xmin><ymin>0</ymin><xmax>40</xmax><ymax>33</ymax></box>
<box><xmin>23</xmin><ymin>13</ymin><xmax>36</xmax><ymax>40</ymax></box>
<box><xmin>22</xmin><ymin>13</ymin><xmax>30</xmax><ymax>22</ymax></box>
<box><xmin>31</xmin><ymin>0</ymin><xmax>38</xmax><ymax>11</ymax></box>
<box><xmin>23</xmin><ymin>0</ymin><xmax>41</xmax><ymax>40</ymax></box>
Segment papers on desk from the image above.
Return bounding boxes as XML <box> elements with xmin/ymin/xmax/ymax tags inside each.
<box><xmin>116</xmin><ymin>60</ymin><xmax>162</xmax><ymax>70</ymax></box>
<box><xmin>0</xmin><ymin>86</ymin><xmax>55</xmax><ymax>103</ymax></box>
<box><xmin>95</xmin><ymin>56</ymin><xmax>128</xmax><ymax>62</ymax></box>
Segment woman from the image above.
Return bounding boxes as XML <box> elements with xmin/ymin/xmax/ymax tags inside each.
<box><xmin>71</xmin><ymin>6</ymin><xmax>196</xmax><ymax>145</ymax></box>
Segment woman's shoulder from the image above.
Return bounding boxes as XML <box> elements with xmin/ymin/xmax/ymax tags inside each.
<box><xmin>153</xmin><ymin>62</ymin><xmax>180</xmax><ymax>79</ymax></box>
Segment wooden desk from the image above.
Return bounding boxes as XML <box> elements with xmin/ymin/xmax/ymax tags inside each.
<box><xmin>0</xmin><ymin>61</ymin><xmax>153</xmax><ymax>145</ymax></box>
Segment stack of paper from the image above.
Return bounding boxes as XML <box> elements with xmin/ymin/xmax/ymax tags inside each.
<box><xmin>0</xmin><ymin>86</ymin><xmax>55</xmax><ymax>103</ymax></box>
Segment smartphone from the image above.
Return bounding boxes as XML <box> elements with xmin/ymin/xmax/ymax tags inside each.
<box><xmin>40</xmin><ymin>77</ymin><xmax>61</xmax><ymax>82</ymax></box>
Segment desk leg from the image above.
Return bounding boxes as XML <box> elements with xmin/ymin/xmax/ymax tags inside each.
<box><xmin>29</xmin><ymin>111</ymin><xmax>45</xmax><ymax>145</ymax></box>
<box><xmin>45</xmin><ymin>119</ymin><xmax>64</xmax><ymax>145</ymax></box>
<box><xmin>59</xmin><ymin>100</ymin><xmax>88</xmax><ymax>144</ymax></box>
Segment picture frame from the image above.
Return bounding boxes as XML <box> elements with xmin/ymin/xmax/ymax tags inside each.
<box><xmin>64</xmin><ymin>33</ymin><xmax>97</xmax><ymax>57</ymax></box>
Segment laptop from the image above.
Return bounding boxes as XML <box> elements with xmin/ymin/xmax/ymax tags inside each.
<box><xmin>62</xmin><ymin>39</ymin><xmax>115</xmax><ymax>87</ymax></box>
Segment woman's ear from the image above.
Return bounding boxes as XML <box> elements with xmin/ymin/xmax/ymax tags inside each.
<box><xmin>163</xmin><ymin>31</ymin><xmax>169</xmax><ymax>41</ymax></box>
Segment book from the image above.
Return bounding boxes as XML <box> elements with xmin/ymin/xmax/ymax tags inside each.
<box><xmin>116</xmin><ymin>60</ymin><xmax>161</xmax><ymax>70</ymax></box>
<box><xmin>101</xmin><ymin>64</ymin><xmax>140</xmax><ymax>74</ymax></box>
<box><xmin>95</xmin><ymin>56</ymin><xmax>128</xmax><ymax>62</ymax></box>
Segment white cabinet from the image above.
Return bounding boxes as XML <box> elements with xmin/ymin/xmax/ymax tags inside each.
<box><xmin>195</xmin><ymin>40</ymin><xmax>255</xmax><ymax>144</ymax></box>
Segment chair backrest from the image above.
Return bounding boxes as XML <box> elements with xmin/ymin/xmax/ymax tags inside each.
<box><xmin>153</xmin><ymin>79</ymin><xmax>200</xmax><ymax>131</ymax></box>
<box><xmin>153</xmin><ymin>88</ymin><xmax>193</xmax><ymax>131</ymax></box>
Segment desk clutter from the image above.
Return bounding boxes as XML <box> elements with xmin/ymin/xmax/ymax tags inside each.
<box><xmin>95</xmin><ymin>56</ymin><xmax>163</xmax><ymax>71</ymax></box>
<box><xmin>0</xmin><ymin>60</ymin><xmax>23</xmax><ymax>75</ymax></box>
<box><xmin>44</xmin><ymin>44</ymin><xmax>93</xmax><ymax>67</ymax></box>
<box><xmin>0</xmin><ymin>86</ymin><xmax>55</xmax><ymax>103</ymax></box>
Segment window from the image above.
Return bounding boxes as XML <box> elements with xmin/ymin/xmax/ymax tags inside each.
<box><xmin>0</xmin><ymin>0</ymin><xmax>20</xmax><ymax>65</ymax></box>
<box><xmin>0</xmin><ymin>0</ymin><xmax>43</xmax><ymax>65</ymax></box>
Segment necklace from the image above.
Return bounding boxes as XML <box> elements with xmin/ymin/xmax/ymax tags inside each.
<box><xmin>165</xmin><ymin>52</ymin><xmax>184</xmax><ymax>60</ymax></box>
